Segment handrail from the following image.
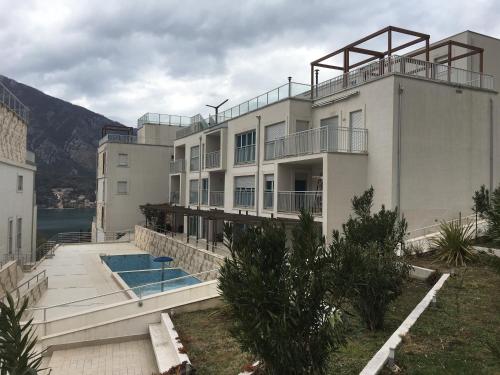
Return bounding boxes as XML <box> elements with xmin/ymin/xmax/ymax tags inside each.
<box><xmin>1</xmin><ymin>269</ymin><xmax>47</xmax><ymax>301</ymax></box>
<box><xmin>407</xmin><ymin>213</ymin><xmax>477</xmax><ymax>239</ymax></box>
<box><xmin>27</xmin><ymin>269</ymin><xmax>219</xmax><ymax>319</ymax></box>
<box><xmin>0</xmin><ymin>80</ymin><xmax>30</xmax><ymax>123</ymax></box>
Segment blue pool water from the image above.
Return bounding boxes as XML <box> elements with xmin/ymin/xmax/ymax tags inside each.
<box><xmin>118</xmin><ymin>269</ymin><xmax>201</xmax><ymax>296</ymax></box>
<box><xmin>101</xmin><ymin>254</ymin><xmax>200</xmax><ymax>296</ymax></box>
<box><xmin>101</xmin><ymin>254</ymin><xmax>162</xmax><ymax>271</ymax></box>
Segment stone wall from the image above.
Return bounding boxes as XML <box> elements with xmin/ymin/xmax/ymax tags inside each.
<box><xmin>134</xmin><ymin>226</ymin><xmax>224</xmax><ymax>280</ymax></box>
<box><xmin>0</xmin><ymin>103</ymin><xmax>28</xmax><ymax>163</ymax></box>
<box><xmin>0</xmin><ymin>260</ymin><xmax>23</xmax><ymax>295</ymax></box>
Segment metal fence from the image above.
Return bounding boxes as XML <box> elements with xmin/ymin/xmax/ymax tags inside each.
<box><xmin>210</xmin><ymin>191</ymin><xmax>224</xmax><ymax>207</ymax></box>
<box><xmin>313</xmin><ymin>55</ymin><xmax>494</xmax><ymax>100</ymax></box>
<box><xmin>137</xmin><ymin>113</ymin><xmax>193</xmax><ymax>128</ymax></box>
<box><xmin>169</xmin><ymin>159</ymin><xmax>186</xmax><ymax>173</ymax></box>
<box><xmin>235</xmin><ymin>145</ymin><xmax>256</xmax><ymax>164</ymax></box>
<box><xmin>1</xmin><ymin>269</ymin><xmax>46</xmax><ymax>302</ymax></box>
<box><xmin>0</xmin><ymin>80</ymin><xmax>29</xmax><ymax>123</ymax></box>
<box><xmin>265</xmin><ymin>126</ymin><xmax>368</xmax><ymax>160</ymax></box>
<box><xmin>99</xmin><ymin>134</ymin><xmax>137</xmax><ymax>146</ymax></box>
<box><xmin>205</xmin><ymin>150</ymin><xmax>221</xmax><ymax>169</ymax></box>
<box><xmin>277</xmin><ymin>191</ymin><xmax>323</xmax><ymax>215</ymax></box>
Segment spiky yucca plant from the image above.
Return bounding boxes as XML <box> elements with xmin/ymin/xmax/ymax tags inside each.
<box><xmin>0</xmin><ymin>293</ymin><xmax>43</xmax><ymax>375</ymax></box>
<box><xmin>431</xmin><ymin>221</ymin><xmax>475</xmax><ymax>266</ymax></box>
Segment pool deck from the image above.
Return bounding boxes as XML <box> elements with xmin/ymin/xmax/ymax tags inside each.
<box><xmin>25</xmin><ymin>242</ymin><xmax>147</xmax><ymax>321</ymax></box>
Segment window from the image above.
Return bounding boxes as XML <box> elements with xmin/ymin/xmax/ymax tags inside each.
<box><xmin>102</xmin><ymin>152</ymin><xmax>106</xmax><ymax>175</ymax></box>
<box><xmin>295</xmin><ymin>120</ymin><xmax>310</xmax><ymax>133</ymax></box>
<box><xmin>264</xmin><ymin>174</ymin><xmax>274</xmax><ymax>209</ymax></box>
<box><xmin>117</xmin><ymin>181</ymin><xmax>128</xmax><ymax>194</ymax></box>
<box><xmin>349</xmin><ymin>110</ymin><xmax>363</xmax><ymax>151</ymax></box>
<box><xmin>118</xmin><ymin>153</ymin><xmax>128</xmax><ymax>166</ymax></box>
<box><xmin>349</xmin><ymin>110</ymin><xmax>363</xmax><ymax>129</ymax></box>
<box><xmin>234</xmin><ymin>175</ymin><xmax>255</xmax><ymax>208</ymax></box>
<box><xmin>17</xmin><ymin>175</ymin><xmax>23</xmax><ymax>192</ymax></box>
<box><xmin>235</xmin><ymin>130</ymin><xmax>256</xmax><ymax>164</ymax></box>
<box><xmin>320</xmin><ymin>116</ymin><xmax>339</xmax><ymax>128</ymax></box>
<box><xmin>320</xmin><ymin>116</ymin><xmax>340</xmax><ymax>151</ymax></box>
<box><xmin>190</xmin><ymin>146</ymin><xmax>200</xmax><ymax>171</ymax></box>
<box><xmin>7</xmin><ymin>219</ymin><xmax>13</xmax><ymax>255</ymax></box>
<box><xmin>201</xmin><ymin>178</ymin><xmax>208</xmax><ymax>205</ymax></box>
<box><xmin>189</xmin><ymin>179</ymin><xmax>199</xmax><ymax>204</ymax></box>
<box><xmin>101</xmin><ymin>207</ymin><xmax>105</xmax><ymax>228</ymax></box>
<box><xmin>265</xmin><ymin>122</ymin><xmax>285</xmax><ymax>142</ymax></box>
<box><xmin>16</xmin><ymin>218</ymin><xmax>22</xmax><ymax>254</ymax></box>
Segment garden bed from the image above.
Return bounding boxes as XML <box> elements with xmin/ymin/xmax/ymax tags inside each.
<box><xmin>381</xmin><ymin>252</ymin><xmax>500</xmax><ymax>374</ymax></box>
<box><xmin>172</xmin><ymin>279</ymin><xmax>430</xmax><ymax>375</ymax></box>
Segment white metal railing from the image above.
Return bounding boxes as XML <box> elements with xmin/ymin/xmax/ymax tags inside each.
<box><xmin>235</xmin><ymin>145</ymin><xmax>256</xmax><ymax>164</ymax></box>
<box><xmin>169</xmin><ymin>159</ymin><xmax>186</xmax><ymax>174</ymax></box>
<box><xmin>201</xmin><ymin>189</ymin><xmax>209</xmax><ymax>205</ymax></box>
<box><xmin>98</xmin><ymin>134</ymin><xmax>137</xmax><ymax>146</ymax></box>
<box><xmin>137</xmin><ymin>113</ymin><xmax>194</xmax><ymax>128</ymax></box>
<box><xmin>205</xmin><ymin>150</ymin><xmax>221</xmax><ymax>169</ymax></box>
<box><xmin>0</xmin><ymin>80</ymin><xmax>29</xmax><ymax>123</ymax></box>
<box><xmin>36</xmin><ymin>232</ymin><xmax>92</xmax><ymax>260</ymax></box>
<box><xmin>170</xmin><ymin>191</ymin><xmax>180</xmax><ymax>204</ymax></box>
<box><xmin>263</xmin><ymin>190</ymin><xmax>274</xmax><ymax>209</ymax></box>
<box><xmin>1</xmin><ymin>269</ymin><xmax>46</xmax><ymax>302</ymax></box>
<box><xmin>234</xmin><ymin>190</ymin><xmax>255</xmax><ymax>208</ymax></box>
<box><xmin>189</xmin><ymin>191</ymin><xmax>198</xmax><ymax>205</ymax></box>
<box><xmin>277</xmin><ymin>191</ymin><xmax>323</xmax><ymax>215</ymax></box>
<box><xmin>313</xmin><ymin>55</ymin><xmax>494</xmax><ymax>100</ymax></box>
<box><xmin>190</xmin><ymin>156</ymin><xmax>200</xmax><ymax>171</ymax></box>
<box><xmin>210</xmin><ymin>191</ymin><xmax>224</xmax><ymax>207</ymax></box>
<box><xmin>28</xmin><ymin>269</ymin><xmax>220</xmax><ymax>326</ymax></box>
<box><xmin>407</xmin><ymin>213</ymin><xmax>477</xmax><ymax>239</ymax></box>
<box><xmin>265</xmin><ymin>126</ymin><xmax>367</xmax><ymax>160</ymax></box>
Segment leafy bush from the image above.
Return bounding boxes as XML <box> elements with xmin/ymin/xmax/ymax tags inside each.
<box><xmin>485</xmin><ymin>185</ymin><xmax>500</xmax><ymax>245</ymax></box>
<box><xmin>329</xmin><ymin>187</ymin><xmax>411</xmax><ymax>331</ymax></box>
<box><xmin>0</xmin><ymin>293</ymin><xmax>43</xmax><ymax>375</ymax></box>
<box><xmin>430</xmin><ymin>221</ymin><xmax>475</xmax><ymax>266</ymax></box>
<box><xmin>219</xmin><ymin>213</ymin><xmax>345</xmax><ymax>375</ymax></box>
<box><xmin>472</xmin><ymin>185</ymin><xmax>490</xmax><ymax>219</ymax></box>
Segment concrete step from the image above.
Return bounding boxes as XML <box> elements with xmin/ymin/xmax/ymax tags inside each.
<box><xmin>149</xmin><ymin>322</ymin><xmax>180</xmax><ymax>373</ymax></box>
<box><xmin>160</xmin><ymin>313</ymin><xmax>190</xmax><ymax>364</ymax></box>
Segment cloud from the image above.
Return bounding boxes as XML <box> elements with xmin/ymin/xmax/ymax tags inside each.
<box><xmin>0</xmin><ymin>0</ymin><xmax>499</xmax><ymax>125</ymax></box>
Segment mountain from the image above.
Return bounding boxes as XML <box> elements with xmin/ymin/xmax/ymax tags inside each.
<box><xmin>0</xmin><ymin>75</ymin><xmax>125</xmax><ymax>207</ymax></box>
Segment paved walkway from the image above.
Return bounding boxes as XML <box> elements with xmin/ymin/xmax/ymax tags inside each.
<box><xmin>25</xmin><ymin>242</ymin><xmax>146</xmax><ymax>321</ymax></box>
<box><xmin>47</xmin><ymin>338</ymin><xmax>157</xmax><ymax>375</ymax></box>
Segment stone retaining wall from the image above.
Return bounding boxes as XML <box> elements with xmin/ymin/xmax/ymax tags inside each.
<box><xmin>0</xmin><ymin>260</ymin><xmax>23</xmax><ymax>295</ymax></box>
<box><xmin>134</xmin><ymin>226</ymin><xmax>224</xmax><ymax>280</ymax></box>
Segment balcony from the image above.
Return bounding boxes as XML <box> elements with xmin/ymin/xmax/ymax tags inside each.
<box><xmin>99</xmin><ymin>134</ymin><xmax>137</xmax><ymax>147</ymax></box>
<box><xmin>201</xmin><ymin>189</ymin><xmax>208</xmax><ymax>205</ymax></box>
<box><xmin>189</xmin><ymin>191</ymin><xmax>198</xmax><ymax>205</ymax></box>
<box><xmin>170</xmin><ymin>191</ymin><xmax>180</xmax><ymax>204</ymax></box>
<box><xmin>0</xmin><ymin>81</ymin><xmax>29</xmax><ymax>124</ymax></box>
<box><xmin>265</xmin><ymin>126</ymin><xmax>367</xmax><ymax>160</ymax></box>
<box><xmin>235</xmin><ymin>145</ymin><xmax>256</xmax><ymax>165</ymax></box>
<box><xmin>205</xmin><ymin>150</ymin><xmax>221</xmax><ymax>169</ymax></box>
<box><xmin>234</xmin><ymin>190</ymin><xmax>255</xmax><ymax>208</ymax></box>
<box><xmin>169</xmin><ymin>159</ymin><xmax>186</xmax><ymax>174</ymax></box>
<box><xmin>263</xmin><ymin>190</ymin><xmax>274</xmax><ymax>210</ymax></box>
<box><xmin>277</xmin><ymin>191</ymin><xmax>323</xmax><ymax>216</ymax></box>
<box><xmin>137</xmin><ymin>113</ymin><xmax>193</xmax><ymax>128</ymax></box>
<box><xmin>313</xmin><ymin>55</ymin><xmax>494</xmax><ymax>100</ymax></box>
<box><xmin>210</xmin><ymin>191</ymin><xmax>224</xmax><ymax>207</ymax></box>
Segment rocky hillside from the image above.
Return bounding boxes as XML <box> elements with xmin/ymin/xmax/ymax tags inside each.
<box><xmin>0</xmin><ymin>75</ymin><xmax>125</xmax><ymax>207</ymax></box>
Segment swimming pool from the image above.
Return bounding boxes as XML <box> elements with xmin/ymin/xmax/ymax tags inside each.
<box><xmin>101</xmin><ymin>254</ymin><xmax>201</xmax><ymax>296</ymax></box>
<box><xmin>101</xmin><ymin>254</ymin><xmax>163</xmax><ymax>271</ymax></box>
<box><xmin>118</xmin><ymin>269</ymin><xmax>201</xmax><ymax>296</ymax></box>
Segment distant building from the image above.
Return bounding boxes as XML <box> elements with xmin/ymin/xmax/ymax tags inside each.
<box><xmin>0</xmin><ymin>81</ymin><xmax>37</xmax><ymax>263</ymax></box>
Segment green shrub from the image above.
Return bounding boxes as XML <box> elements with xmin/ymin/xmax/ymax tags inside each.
<box><xmin>472</xmin><ymin>185</ymin><xmax>490</xmax><ymax>219</ymax></box>
<box><xmin>0</xmin><ymin>293</ymin><xmax>43</xmax><ymax>375</ymax></box>
<box><xmin>431</xmin><ymin>221</ymin><xmax>475</xmax><ymax>266</ymax></box>
<box><xmin>219</xmin><ymin>213</ymin><xmax>345</xmax><ymax>375</ymax></box>
<box><xmin>329</xmin><ymin>187</ymin><xmax>411</xmax><ymax>331</ymax></box>
<box><xmin>485</xmin><ymin>185</ymin><xmax>500</xmax><ymax>245</ymax></box>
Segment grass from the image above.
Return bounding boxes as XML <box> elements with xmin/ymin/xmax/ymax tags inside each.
<box><xmin>172</xmin><ymin>279</ymin><xmax>429</xmax><ymax>375</ymax></box>
<box><xmin>473</xmin><ymin>235</ymin><xmax>500</xmax><ymax>250</ymax></box>
<box><xmin>384</xmin><ymin>251</ymin><xmax>500</xmax><ymax>375</ymax></box>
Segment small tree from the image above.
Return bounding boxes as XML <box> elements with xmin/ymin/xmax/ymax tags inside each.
<box><xmin>485</xmin><ymin>185</ymin><xmax>500</xmax><ymax>245</ymax></box>
<box><xmin>219</xmin><ymin>213</ymin><xmax>345</xmax><ymax>375</ymax></box>
<box><xmin>472</xmin><ymin>185</ymin><xmax>490</xmax><ymax>219</ymax></box>
<box><xmin>329</xmin><ymin>187</ymin><xmax>410</xmax><ymax>330</ymax></box>
<box><xmin>431</xmin><ymin>221</ymin><xmax>475</xmax><ymax>266</ymax></box>
<box><xmin>0</xmin><ymin>293</ymin><xmax>43</xmax><ymax>375</ymax></box>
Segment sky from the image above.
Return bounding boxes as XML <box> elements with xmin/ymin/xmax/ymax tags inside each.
<box><xmin>1</xmin><ymin>0</ymin><xmax>499</xmax><ymax>126</ymax></box>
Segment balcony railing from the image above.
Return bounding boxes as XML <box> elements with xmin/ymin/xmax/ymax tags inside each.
<box><xmin>26</xmin><ymin>151</ymin><xmax>36</xmax><ymax>166</ymax></box>
<box><xmin>137</xmin><ymin>113</ymin><xmax>194</xmax><ymax>128</ymax></box>
<box><xmin>169</xmin><ymin>159</ymin><xmax>185</xmax><ymax>174</ymax></box>
<box><xmin>170</xmin><ymin>191</ymin><xmax>180</xmax><ymax>204</ymax></box>
<box><xmin>265</xmin><ymin>126</ymin><xmax>367</xmax><ymax>160</ymax></box>
<box><xmin>263</xmin><ymin>190</ymin><xmax>274</xmax><ymax>209</ymax></box>
<box><xmin>235</xmin><ymin>145</ymin><xmax>256</xmax><ymax>164</ymax></box>
<box><xmin>98</xmin><ymin>134</ymin><xmax>137</xmax><ymax>146</ymax></box>
<box><xmin>190</xmin><ymin>157</ymin><xmax>200</xmax><ymax>171</ymax></box>
<box><xmin>210</xmin><ymin>191</ymin><xmax>224</xmax><ymax>207</ymax></box>
<box><xmin>0</xmin><ymin>81</ymin><xmax>29</xmax><ymax>124</ymax></box>
<box><xmin>189</xmin><ymin>191</ymin><xmax>198</xmax><ymax>205</ymax></box>
<box><xmin>205</xmin><ymin>150</ymin><xmax>221</xmax><ymax>169</ymax></box>
<box><xmin>313</xmin><ymin>55</ymin><xmax>494</xmax><ymax>100</ymax></box>
<box><xmin>201</xmin><ymin>189</ymin><xmax>208</xmax><ymax>205</ymax></box>
<box><xmin>234</xmin><ymin>190</ymin><xmax>255</xmax><ymax>208</ymax></box>
<box><xmin>277</xmin><ymin>191</ymin><xmax>322</xmax><ymax>215</ymax></box>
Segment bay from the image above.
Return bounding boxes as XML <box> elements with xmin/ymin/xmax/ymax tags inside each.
<box><xmin>37</xmin><ymin>208</ymin><xmax>95</xmax><ymax>240</ymax></box>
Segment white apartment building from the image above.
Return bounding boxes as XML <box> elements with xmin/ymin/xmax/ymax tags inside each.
<box><xmin>156</xmin><ymin>27</ymin><xmax>500</xmax><ymax>244</ymax></box>
<box><xmin>93</xmin><ymin>118</ymin><xmax>184</xmax><ymax>241</ymax></box>
<box><xmin>0</xmin><ymin>81</ymin><xmax>37</xmax><ymax>263</ymax></box>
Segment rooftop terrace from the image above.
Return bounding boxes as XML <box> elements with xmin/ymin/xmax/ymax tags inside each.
<box><xmin>0</xmin><ymin>80</ymin><xmax>30</xmax><ymax>123</ymax></box>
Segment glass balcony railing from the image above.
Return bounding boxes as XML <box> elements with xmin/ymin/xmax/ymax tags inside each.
<box><xmin>169</xmin><ymin>159</ymin><xmax>185</xmax><ymax>174</ymax></box>
<box><xmin>235</xmin><ymin>145</ymin><xmax>256</xmax><ymax>165</ymax></box>
<box><xmin>234</xmin><ymin>190</ymin><xmax>255</xmax><ymax>208</ymax></box>
<box><xmin>205</xmin><ymin>150</ymin><xmax>221</xmax><ymax>169</ymax></box>
<box><xmin>170</xmin><ymin>191</ymin><xmax>180</xmax><ymax>204</ymax></box>
<box><xmin>210</xmin><ymin>191</ymin><xmax>224</xmax><ymax>207</ymax></box>
<box><xmin>0</xmin><ymin>81</ymin><xmax>29</xmax><ymax>124</ymax></box>
<box><xmin>99</xmin><ymin>134</ymin><xmax>137</xmax><ymax>147</ymax></box>
<box><xmin>277</xmin><ymin>191</ymin><xmax>322</xmax><ymax>216</ymax></box>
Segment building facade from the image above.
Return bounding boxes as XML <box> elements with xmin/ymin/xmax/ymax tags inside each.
<box><xmin>0</xmin><ymin>81</ymin><xmax>37</xmax><ymax>263</ymax></box>
<box><xmin>162</xmin><ymin>29</ymin><xmax>499</xmax><ymax>243</ymax></box>
<box><xmin>93</xmin><ymin>120</ymin><xmax>182</xmax><ymax>241</ymax></box>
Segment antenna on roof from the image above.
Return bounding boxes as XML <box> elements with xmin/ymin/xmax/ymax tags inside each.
<box><xmin>206</xmin><ymin>99</ymin><xmax>229</xmax><ymax>125</ymax></box>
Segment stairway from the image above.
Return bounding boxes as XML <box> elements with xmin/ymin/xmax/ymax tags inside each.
<box><xmin>149</xmin><ymin>313</ymin><xmax>190</xmax><ymax>373</ymax></box>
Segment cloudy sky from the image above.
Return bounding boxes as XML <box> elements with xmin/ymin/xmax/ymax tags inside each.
<box><xmin>1</xmin><ymin>0</ymin><xmax>499</xmax><ymax>126</ymax></box>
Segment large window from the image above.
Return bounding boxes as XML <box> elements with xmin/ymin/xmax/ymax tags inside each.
<box><xmin>16</xmin><ymin>218</ymin><xmax>22</xmax><ymax>254</ymax></box>
<box><xmin>235</xmin><ymin>130</ymin><xmax>256</xmax><ymax>164</ymax></box>
<box><xmin>7</xmin><ymin>219</ymin><xmax>13</xmax><ymax>255</ymax></box>
<box><xmin>118</xmin><ymin>153</ymin><xmax>129</xmax><ymax>166</ymax></box>
<box><xmin>201</xmin><ymin>178</ymin><xmax>208</xmax><ymax>205</ymax></box>
<box><xmin>189</xmin><ymin>179</ymin><xmax>199</xmax><ymax>204</ymax></box>
<box><xmin>263</xmin><ymin>174</ymin><xmax>274</xmax><ymax>209</ymax></box>
<box><xmin>117</xmin><ymin>181</ymin><xmax>128</xmax><ymax>194</ymax></box>
<box><xmin>320</xmin><ymin>116</ymin><xmax>339</xmax><ymax>128</ymax></box>
<box><xmin>190</xmin><ymin>146</ymin><xmax>200</xmax><ymax>171</ymax></box>
<box><xmin>101</xmin><ymin>152</ymin><xmax>106</xmax><ymax>175</ymax></box>
<box><xmin>349</xmin><ymin>110</ymin><xmax>363</xmax><ymax>129</ymax></box>
<box><xmin>234</xmin><ymin>175</ymin><xmax>255</xmax><ymax>208</ymax></box>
